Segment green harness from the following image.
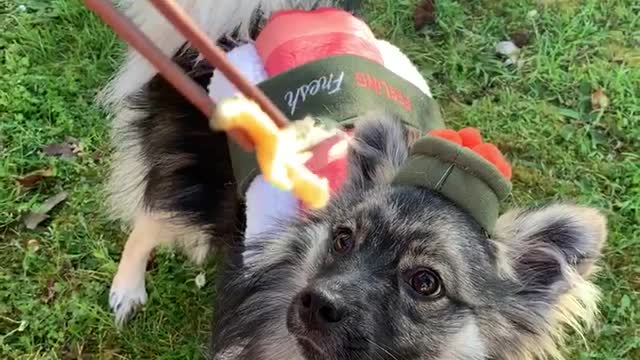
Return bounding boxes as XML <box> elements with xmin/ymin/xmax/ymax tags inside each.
<box><xmin>227</xmin><ymin>54</ymin><xmax>445</xmax><ymax>194</ymax></box>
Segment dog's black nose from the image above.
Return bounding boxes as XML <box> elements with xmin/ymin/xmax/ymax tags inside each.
<box><xmin>296</xmin><ymin>288</ymin><xmax>345</xmax><ymax>329</ymax></box>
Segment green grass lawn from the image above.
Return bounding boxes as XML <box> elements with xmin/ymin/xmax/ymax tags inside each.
<box><xmin>1</xmin><ymin>0</ymin><xmax>638</xmax><ymax>358</ymax></box>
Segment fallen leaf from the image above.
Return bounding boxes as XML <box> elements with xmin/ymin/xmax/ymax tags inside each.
<box><xmin>591</xmin><ymin>89</ymin><xmax>610</xmax><ymax>111</ymax></box>
<box><xmin>42</xmin><ymin>137</ymin><xmax>83</xmax><ymax>160</ymax></box>
<box><xmin>16</xmin><ymin>168</ymin><xmax>54</xmax><ymax>188</ymax></box>
<box><xmin>510</xmin><ymin>30</ymin><xmax>531</xmax><ymax>48</ymax></box>
<box><xmin>22</xmin><ymin>191</ymin><xmax>69</xmax><ymax>230</ymax></box>
<box><xmin>414</xmin><ymin>0</ymin><xmax>437</xmax><ymax>31</ymax></box>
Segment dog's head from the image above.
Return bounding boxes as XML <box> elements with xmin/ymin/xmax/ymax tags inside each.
<box><xmin>210</xmin><ymin>113</ymin><xmax>606</xmax><ymax>360</ymax></box>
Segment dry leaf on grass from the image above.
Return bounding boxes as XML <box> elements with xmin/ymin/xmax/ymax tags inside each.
<box><xmin>510</xmin><ymin>30</ymin><xmax>531</xmax><ymax>48</ymax></box>
<box><xmin>591</xmin><ymin>89</ymin><xmax>610</xmax><ymax>111</ymax></box>
<box><xmin>16</xmin><ymin>168</ymin><xmax>54</xmax><ymax>188</ymax></box>
<box><xmin>42</xmin><ymin>137</ymin><xmax>84</xmax><ymax>160</ymax></box>
<box><xmin>22</xmin><ymin>191</ymin><xmax>69</xmax><ymax>230</ymax></box>
<box><xmin>414</xmin><ymin>0</ymin><xmax>437</xmax><ymax>31</ymax></box>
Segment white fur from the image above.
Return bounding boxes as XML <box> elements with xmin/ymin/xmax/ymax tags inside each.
<box><xmin>244</xmin><ymin>176</ymin><xmax>299</xmax><ymax>263</ymax></box>
<box><xmin>109</xmin><ymin>284</ymin><xmax>147</xmax><ymax>325</ymax></box>
<box><xmin>109</xmin><ymin>212</ymin><xmax>173</xmax><ymax>325</ymax></box>
<box><xmin>375</xmin><ymin>39</ymin><xmax>432</xmax><ymax>97</ymax></box>
<box><xmin>440</xmin><ymin>319</ymin><xmax>488</xmax><ymax>360</ymax></box>
<box><xmin>208</xmin><ymin>43</ymin><xmax>268</xmax><ymax>101</ymax></box>
<box><xmin>107</xmin><ymin>107</ymin><xmax>148</xmax><ymax>223</ymax></box>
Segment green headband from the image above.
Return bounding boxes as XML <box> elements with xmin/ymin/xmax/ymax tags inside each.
<box><xmin>393</xmin><ymin>134</ymin><xmax>512</xmax><ymax>235</ymax></box>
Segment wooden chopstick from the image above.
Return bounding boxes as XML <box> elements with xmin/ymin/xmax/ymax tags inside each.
<box><xmin>83</xmin><ymin>0</ymin><xmax>259</xmax><ymax>150</ymax></box>
<box><xmin>148</xmin><ymin>0</ymin><xmax>290</xmax><ymax>129</ymax></box>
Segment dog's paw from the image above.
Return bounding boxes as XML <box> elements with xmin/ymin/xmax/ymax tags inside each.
<box><xmin>109</xmin><ymin>285</ymin><xmax>147</xmax><ymax>326</ymax></box>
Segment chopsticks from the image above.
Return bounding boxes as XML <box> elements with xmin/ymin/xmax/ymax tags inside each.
<box><xmin>83</xmin><ymin>0</ymin><xmax>291</xmax><ymax>151</ymax></box>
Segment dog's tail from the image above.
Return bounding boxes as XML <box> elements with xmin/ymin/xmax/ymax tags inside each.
<box><xmin>98</xmin><ymin>0</ymin><xmax>360</xmax><ymax>110</ymax></box>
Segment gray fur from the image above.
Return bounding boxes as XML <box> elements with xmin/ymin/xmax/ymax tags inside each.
<box><xmin>210</xmin><ymin>114</ymin><xmax>606</xmax><ymax>360</ymax></box>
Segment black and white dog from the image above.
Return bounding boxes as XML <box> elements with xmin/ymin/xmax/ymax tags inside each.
<box><xmin>100</xmin><ymin>1</ymin><xmax>607</xmax><ymax>359</ymax></box>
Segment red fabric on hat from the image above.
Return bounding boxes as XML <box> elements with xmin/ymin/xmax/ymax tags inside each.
<box><xmin>427</xmin><ymin>129</ymin><xmax>463</xmax><ymax>146</ymax></box>
<box><xmin>472</xmin><ymin>143</ymin><xmax>512</xmax><ymax>180</ymax></box>
<box><xmin>458</xmin><ymin>127</ymin><xmax>483</xmax><ymax>148</ymax></box>
<box><xmin>427</xmin><ymin>128</ymin><xmax>512</xmax><ymax>180</ymax></box>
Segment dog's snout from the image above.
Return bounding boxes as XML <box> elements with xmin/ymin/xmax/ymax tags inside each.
<box><xmin>296</xmin><ymin>288</ymin><xmax>345</xmax><ymax>329</ymax></box>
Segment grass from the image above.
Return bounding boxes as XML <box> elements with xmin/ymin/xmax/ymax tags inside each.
<box><xmin>0</xmin><ymin>0</ymin><xmax>638</xmax><ymax>358</ymax></box>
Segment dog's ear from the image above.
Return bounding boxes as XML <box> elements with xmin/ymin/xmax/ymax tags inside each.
<box><xmin>343</xmin><ymin>113</ymin><xmax>410</xmax><ymax>191</ymax></box>
<box><xmin>492</xmin><ymin>203</ymin><xmax>607</xmax><ymax>357</ymax></box>
<box><xmin>495</xmin><ymin>203</ymin><xmax>606</xmax><ymax>283</ymax></box>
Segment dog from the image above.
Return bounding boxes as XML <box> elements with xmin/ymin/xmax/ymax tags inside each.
<box><xmin>100</xmin><ymin>1</ymin><xmax>607</xmax><ymax>359</ymax></box>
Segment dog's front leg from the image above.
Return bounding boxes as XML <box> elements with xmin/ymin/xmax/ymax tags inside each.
<box><xmin>109</xmin><ymin>212</ymin><xmax>172</xmax><ymax>326</ymax></box>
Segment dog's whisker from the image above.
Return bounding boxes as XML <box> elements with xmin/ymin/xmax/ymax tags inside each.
<box><xmin>365</xmin><ymin>338</ymin><xmax>399</xmax><ymax>360</ymax></box>
<box><xmin>297</xmin><ymin>335</ymin><xmax>327</xmax><ymax>356</ymax></box>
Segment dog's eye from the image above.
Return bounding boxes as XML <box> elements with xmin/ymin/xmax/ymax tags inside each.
<box><xmin>332</xmin><ymin>227</ymin><xmax>353</xmax><ymax>254</ymax></box>
<box><xmin>407</xmin><ymin>269</ymin><xmax>442</xmax><ymax>298</ymax></box>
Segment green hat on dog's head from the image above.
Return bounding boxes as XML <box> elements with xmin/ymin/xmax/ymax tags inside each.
<box><xmin>393</xmin><ymin>128</ymin><xmax>512</xmax><ymax>236</ymax></box>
